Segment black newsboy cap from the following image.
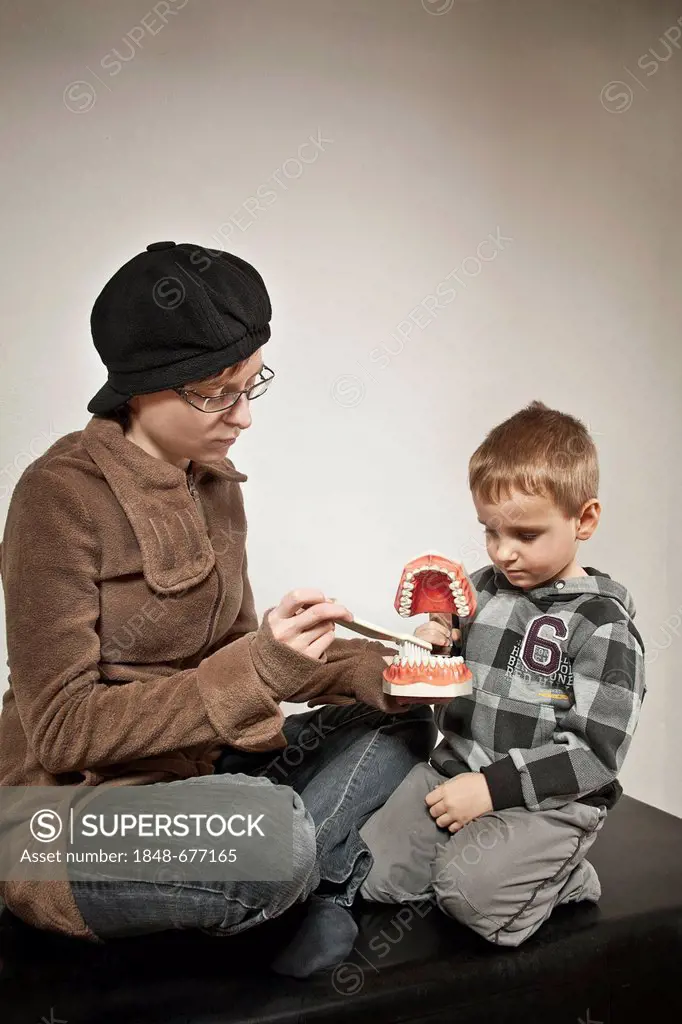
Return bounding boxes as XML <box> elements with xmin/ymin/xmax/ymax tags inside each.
<box><xmin>87</xmin><ymin>241</ymin><xmax>272</xmax><ymax>414</ymax></box>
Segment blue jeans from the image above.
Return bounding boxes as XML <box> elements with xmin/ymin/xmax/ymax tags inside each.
<box><xmin>69</xmin><ymin>703</ymin><xmax>435</xmax><ymax>939</ymax></box>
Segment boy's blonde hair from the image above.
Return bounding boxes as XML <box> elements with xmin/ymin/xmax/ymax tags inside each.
<box><xmin>468</xmin><ymin>401</ymin><xmax>598</xmax><ymax>518</ymax></box>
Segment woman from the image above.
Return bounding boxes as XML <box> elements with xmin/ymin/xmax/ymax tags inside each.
<box><xmin>0</xmin><ymin>241</ymin><xmax>434</xmax><ymax>977</ymax></box>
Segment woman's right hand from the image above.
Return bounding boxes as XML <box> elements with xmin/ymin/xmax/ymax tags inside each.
<box><xmin>414</xmin><ymin>613</ymin><xmax>461</xmax><ymax>651</ymax></box>
<box><xmin>267</xmin><ymin>589</ymin><xmax>353</xmax><ymax>662</ymax></box>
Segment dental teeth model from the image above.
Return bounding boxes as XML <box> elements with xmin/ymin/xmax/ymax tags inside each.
<box><xmin>335</xmin><ymin>552</ymin><xmax>477</xmax><ymax>703</ymax></box>
<box><xmin>382</xmin><ymin>551</ymin><xmax>477</xmax><ymax>701</ymax></box>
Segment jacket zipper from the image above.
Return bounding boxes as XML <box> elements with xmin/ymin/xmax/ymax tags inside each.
<box><xmin>188</xmin><ymin>463</ymin><xmax>224</xmax><ymax>648</ymax></box>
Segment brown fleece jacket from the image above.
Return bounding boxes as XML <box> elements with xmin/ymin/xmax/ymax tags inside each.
<box><xmin>0</xmin><ymin>415</ymin><xmax>401</xmax><ymax>941</ymax></box>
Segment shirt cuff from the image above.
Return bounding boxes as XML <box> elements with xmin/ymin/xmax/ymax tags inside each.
<box><xmin>481</xmin><ymin>756</ymin><xmax>525</xmax><ymax>810</ymax></box>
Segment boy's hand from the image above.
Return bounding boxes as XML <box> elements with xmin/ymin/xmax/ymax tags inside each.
<box><xmin>414</xmin><ymin>613</ymin><xmax>461</xmax><ymax>651</ymax></box>
<box><xmin>425</xmin><ymin>773</ymin><xmax>493</xmax><ymax>832</ymax></box>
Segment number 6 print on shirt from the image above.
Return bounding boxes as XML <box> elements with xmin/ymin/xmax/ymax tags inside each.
<box><xmin>519</xmin><ymin>615</ymin><xmax>568</xmax><ymax>675</ymax></box>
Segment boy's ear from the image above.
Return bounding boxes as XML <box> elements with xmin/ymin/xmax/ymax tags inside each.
<box><xmin>576</xmin><ymin>499</ymin><xmax>601</xmax><ymax>540</ymax></box>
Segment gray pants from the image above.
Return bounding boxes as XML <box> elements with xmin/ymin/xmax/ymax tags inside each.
<box><xmin>359</xmin><ymin>762</ymin><xmax>606</xmax><ymax>947</ymax></box>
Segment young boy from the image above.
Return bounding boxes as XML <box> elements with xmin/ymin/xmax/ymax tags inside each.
<box><xmin>358</xmin><ymin>401</ymin><xmax>646</xmax><ymax>947</ymax></box>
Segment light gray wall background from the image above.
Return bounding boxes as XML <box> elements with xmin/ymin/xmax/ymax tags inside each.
<box><xmin>1</xmin><ymin>0</ymin><xmax>680</xmax><ymax>815</ymax></box>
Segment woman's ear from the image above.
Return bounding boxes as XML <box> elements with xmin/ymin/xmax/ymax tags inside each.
<box><xmin>576</xmin><ymin>499</ymin><xmax>601</xmax><ymax>541</ymax></box>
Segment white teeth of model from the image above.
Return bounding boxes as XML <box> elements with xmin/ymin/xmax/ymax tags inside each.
<box><xmin>392</xmin><ymin>654</ymin><xmax>400</xmax><ymax>664</ymax></box>
<box><xmin>405</xmin><ymin>571</ymin><xmax>414</xmax><ymax>580</ymax></box>
<box><xmin>429</xmin><ymin>655</ymin><xmax>436</xmax><ymax>667</ymax></box>
<box><xmin>447</xmin><ymin>571</ymin><xmax>456</xmax><ymax>579</ymax></box>
<box><xmin>403</xmin><ymin>581</ymin><xmax>414</xmax><ymax>590</ymax></box>
<box><xmin>400</xmin><ymin>656</ymin><xmax>408</xmax><ymax>667</ymax></box>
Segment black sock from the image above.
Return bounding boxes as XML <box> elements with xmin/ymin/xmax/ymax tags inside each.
<box><xmin>270</xmin><ymin>895</ymin><xmax>359</xmax><ymax>978</ymax></box>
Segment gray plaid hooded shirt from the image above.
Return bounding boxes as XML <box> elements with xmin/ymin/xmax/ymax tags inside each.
<box><xmin>430</xmin><ymin>566</ymin><xmax>646</xmax><ymax>813</ymax></box>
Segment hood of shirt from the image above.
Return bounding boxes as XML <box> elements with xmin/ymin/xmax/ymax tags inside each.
<box><xmin>490</xmin><ymin>565</ymin><xmax>637</xmax><ymax>621</ymax></box>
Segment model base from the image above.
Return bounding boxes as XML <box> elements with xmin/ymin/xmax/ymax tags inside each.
<box><xmin>383</xmin><ymin>678</ymin><xmax>473</xmax><ymax>700</ymax></box>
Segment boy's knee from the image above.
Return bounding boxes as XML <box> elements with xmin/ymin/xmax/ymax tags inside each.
<box><xmin>430</xmin><ymin>813</ymin><xmax>549</xmax><ymax>948</ymax></box>
<box><xmin>431</xmin><ymin>846</ymin><xmax>487</xmax><ymax>923</ymax></box>
<box><xmin>430</xmin><ymin>822</ymin><xmax>510</xmax><ymax>940</ymax></box>
<box><xmin>431</xmin><ymin>860</ymin><xmax>514</xmax><ymax>945</ymax></box>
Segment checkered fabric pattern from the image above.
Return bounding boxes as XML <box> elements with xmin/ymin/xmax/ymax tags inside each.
<box><xmin>431</xmin><ymin>565</ymin><xmax>646</xmax><ymax>812</ymax></box>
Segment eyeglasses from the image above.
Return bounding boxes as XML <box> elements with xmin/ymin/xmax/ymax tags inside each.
<box><xmin>174</xmin><ymin>365</ymin><xmax>275</xmax><ymax>413</ymax></box>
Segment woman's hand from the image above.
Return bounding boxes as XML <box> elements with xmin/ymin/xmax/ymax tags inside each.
<box><xmin>267</xmin><ymin>589</ymin><xmax>353</xmax><ymax>661</ymax></box>
<box><xmin>414</xmin><ymin>612</ymin><xmax>461</xmax><ymax>651</ymax></box>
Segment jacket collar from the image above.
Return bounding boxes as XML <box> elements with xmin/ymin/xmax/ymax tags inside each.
<box><xmin>492</xmin><ymin>564</ymin><xmax>635</xmax><ymax>617</ymax></box>
<box><xmin>81</xmin><ymin>416</ymin><xmax>247</xmax><ymax>595</ymax></box>
<box><xmin>492</xmin><ymin>564</ymin><xmax>609</xmax><ymax>590</ymax></box>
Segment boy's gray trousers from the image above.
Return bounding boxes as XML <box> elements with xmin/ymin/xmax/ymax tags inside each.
<box><xmin>359</xmin><ymin>761</ymin><xmax>606</xmax><ymax>947</ymax></box>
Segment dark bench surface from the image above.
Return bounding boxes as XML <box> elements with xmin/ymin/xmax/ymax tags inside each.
<box><xmin>1</xmin><ymin>795</ymin><xmax>681</xmax><ymax>1024</ymax></box>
